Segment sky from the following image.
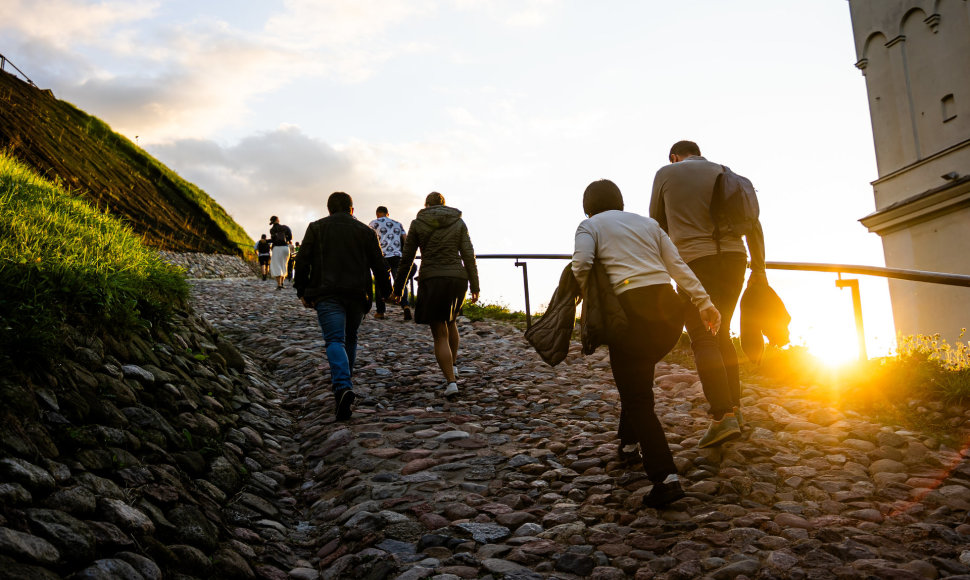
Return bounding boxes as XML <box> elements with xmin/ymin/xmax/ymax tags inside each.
<box><xmin>0</xmin><ymin>0</ymin><xmax>897</xmax><ymax>362</ymax></box>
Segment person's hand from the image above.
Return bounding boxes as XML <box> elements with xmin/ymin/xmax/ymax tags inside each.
<box><xmin>300</xmin><ymin>297</ymin><xmax>316</xmax><ymax>309</ymax></box>
<box><xmin>469</xmin><ymin>292</ymin><xmax>479</xmax><ymax>304</ymax></box>
<box><xmin>700</xmin><ymin>305</ymin><xmax>721</xmax><ymax>335</ymax></box>
<box><xmin>748</xmin><ymin>270</ymin><xmax>768</xmax><ymax>286</ymax></box>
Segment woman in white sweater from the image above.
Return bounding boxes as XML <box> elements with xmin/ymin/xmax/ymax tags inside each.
<box><xmin>572</xmin><ymin>179</ymin><xmax>720</xmax><ymax>508</ymax></box>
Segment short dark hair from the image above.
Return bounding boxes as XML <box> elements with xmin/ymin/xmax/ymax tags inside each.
<box><xmin>425</xmin><ymin>192</ymin><xmax>445</xmax><ymax>206</ymax></box>
<box><xmin>583</xmin><ymin>180</ymin><xmax>624</xmax><ymax>216</ymax></box>
<box><xmin>376</xmin><ymin>206</ymin><xmax>389</xmax><ymax>215</ymax></box>
<box><xmin>327</xmin><ymin>192</ymin><xmax>353</xmax><ymax>214</ymax></box>
<box><xmin>260</xmin><ymin>234</ymin><xmax>267</xmax><ymax>239</ymax></box>
<box><xmin>669</xmin><ymin>140</ymin><xmax>701</xmax><ymax>157</ymax></box>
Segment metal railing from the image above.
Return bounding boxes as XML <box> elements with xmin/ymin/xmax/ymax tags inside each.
<box><xmin>462</xmin><ymin>254</ymin><xmax>970</xmax><ymax>361</ymax></box>
<box><xmin>0</xmin><ymin>54</ymin><xmax>37</xmax><ymax>87</ymax></box>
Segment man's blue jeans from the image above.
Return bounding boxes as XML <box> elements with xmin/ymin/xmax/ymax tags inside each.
<box><xmin>315</xmin><ymin>298</ymin><xmax>365</xmax><ymax>394</ymax></box>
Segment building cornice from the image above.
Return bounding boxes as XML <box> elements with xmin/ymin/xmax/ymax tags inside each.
<box><xmin>860</xmin><ymin>176</ymin><xmax>970</xmax><ymax>236</ymax></box>
<box><xmin>872</xmin><ymin>138</ymin><xmax>970</xmax><ymax>185</ymax></box>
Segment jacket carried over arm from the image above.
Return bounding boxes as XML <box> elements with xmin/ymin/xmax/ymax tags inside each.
<box><xmin>394</xmin><ymin>205</ymin><xmax>480</xmax><ymax>295</ymax></box>
<box><xmin>294</xmin><ymin>212</ymin><xmax>391</xmax><ymax>307</ymax></box>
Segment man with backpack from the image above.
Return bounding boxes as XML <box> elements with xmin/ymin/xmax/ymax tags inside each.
<box><xmin>649</xmin><ymin>140</ymin><xmax>766</xmax><ymax>449</ymax></box>
<box><xmin>255</xmin><ymin>234</ymin><xmax>271</xmax><ymax>281</ymax></box>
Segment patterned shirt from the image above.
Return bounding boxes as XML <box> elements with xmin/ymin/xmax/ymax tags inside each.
<box><xmin>368</xmin><ymin>216</ymin><xmax>405</xmax><ymax>258</ymax></box>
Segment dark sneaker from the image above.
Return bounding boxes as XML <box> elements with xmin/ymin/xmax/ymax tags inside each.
<box><xmin>698</xmin><ymin>413</ymin><xmax>741</xmax><ymax>448</ymax></box>
<box><xmin>616</xmin><ymin>443</ymin><xmax>642</xmax><ymax>467</ymax></box>
<box><xmin>644</xmin><ymin>480</ymin><xmax>685</xmax><ymax>508</ymax></box>
<box><xmin>335</xmin><ymin>390</ymin><xmax>356</xmax><ymax>421</ymax></box>
<box><xmin>374</xmin><ymin>313</ymin><xmax>385</xmax><ymax>320</ymax></box>
<box><xmin>403</xmin><ymin>307</ymin><xmax>412</xmax><ymax>321</ymax></box>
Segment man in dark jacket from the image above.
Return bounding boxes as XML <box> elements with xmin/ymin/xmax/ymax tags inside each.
<box><xmin>294</xmin><ymin>192</ymin><xmax>392</xmax><ymax>421</ymax></box>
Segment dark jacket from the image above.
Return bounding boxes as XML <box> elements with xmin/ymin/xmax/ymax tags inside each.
<box><xmin>270</xmin><ymin>223</ymin><xmax>292</xmax><ymax>247</ymax></box>
<box><xmin>739</xmin><ymin>280</ymin><xmax>791</xmax><ymax>365</ymax></box>
<box><xmin>525</xmin><ymin>263</ymin><xmax>629</xmax><ymax>366</ymax></box>
<box><xmin>580</xmin><ymin>260</ymin><xmax>629</xmax><ymax>355</ymax></box>
<box><xmin>394</xmin><ymin>205</ymin><xmax>480</xmax><ymax>295</ymax></box>
<box><xmin>525</xmin><ymin>265</ymin><xmax>580</xmax><ymax>366</ymax></box>
<box><xmin>294</xmin><ymin>212</ymin><xmax>391</xmax><ymax>308</ymax></box>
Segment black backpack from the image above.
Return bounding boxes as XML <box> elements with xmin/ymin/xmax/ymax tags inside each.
<box><xmin>270</xmin><ymin>225</ymin><xmax>289</xmax><ymax>246</ymax></box>
<box><xmin>710</xmin><ymin>165</ymin><xmax>759</xmax><ymax>251</ymax></box>
<box><xmin>256</xmin><ymin>239</ymin><xmax>270</xmax><ymax>254</ymax></box>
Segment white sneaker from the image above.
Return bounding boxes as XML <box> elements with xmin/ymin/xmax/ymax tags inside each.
<box><xmin>444</xmin><ymin>382</ymin><xmax>459</xmax><ymax>397</ymax></box>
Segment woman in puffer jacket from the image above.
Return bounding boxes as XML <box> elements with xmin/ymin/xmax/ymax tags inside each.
<box><xmin>391</xmin><ymin>192</ymin><xmax>479</xmax><ymax>399</ymax></box>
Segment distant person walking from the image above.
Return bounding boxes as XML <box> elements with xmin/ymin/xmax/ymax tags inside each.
<box><xmin>369</xmin><ymin>206</ymin><xmax>412</xmax><ymax>321</ymax></box>
<box><xmin>269</xmin><ymin>215</ymin><xmax>293</xmax><ymax>290</ymax></box>
<box><xmin>255</xmin><ymin>234</ymin><xmax>271</xmax><ymax>281</ymax></box>
<box><xmin>287</xmin><ymin>241</ymin><xmax>300</xmax><ymax>282</ymax></box>
<box><xmin>650</xmin><ymin>140</ymin><xmax>767</xmax><ymax>448</ymax></box>
<box><xmin>573</xmin><ymin>179</ymin><xmax>719</xmax><ymax>507</ymax></box>
<box><xmin>294</xmin><ymin>192</ymin><xmax>391</xmax><ymax>421</ymax></box>
<box><xmin>390</xmin><ymin>192</ymin><xmax>479</xmax><ymax>399</ymax></box>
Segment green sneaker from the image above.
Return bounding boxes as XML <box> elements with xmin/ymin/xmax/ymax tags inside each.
<box><xmin>734</xmin><ymin>406</ymin><xmax>745</xmax><ymax>429</ymax></box>
<box><xmin>698</xmin><ymin>413</ymin><xmax>741</xmax><ymax>448</ymax></box>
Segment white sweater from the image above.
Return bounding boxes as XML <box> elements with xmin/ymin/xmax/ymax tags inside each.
<box><xmin>572</xmin><ymin>210</ymin><xmax>714</xmax><ymax>311</ymax></box>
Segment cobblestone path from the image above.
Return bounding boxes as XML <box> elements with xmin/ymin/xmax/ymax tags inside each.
<box><xmin>191</xmin><ymin>278</ymin><xmax>970</xmax><ymax>580</ymax></box>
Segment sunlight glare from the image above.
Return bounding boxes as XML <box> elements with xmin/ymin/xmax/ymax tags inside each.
<box><xmin>798</xmin><ymin>325</ymin><xmax>863</xmax><ymax>367</ymax></box>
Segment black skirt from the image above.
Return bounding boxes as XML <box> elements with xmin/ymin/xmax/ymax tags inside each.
<box><xmin>414</xmin><ymin>277</ymin><xmax>467</xmax><ymax>324</ymax></box>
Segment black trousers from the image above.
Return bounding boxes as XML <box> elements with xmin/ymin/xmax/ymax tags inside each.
<box><xmin>374</xmin><ymin>256</ymin><xmax>411</xmax><ymax>313</ymax></box>
<box><xmin>610</xmin><ymin>284</ymin><xmax>683</xmax><ymax>483</ymax></box>
<box><xmin>678</xmin><ymin>252</ymin><xmax>747</xmax><ymax>418</ymax></box>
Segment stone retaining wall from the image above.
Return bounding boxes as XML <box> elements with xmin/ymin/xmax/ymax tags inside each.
<box><xmin>158</xmin><ymin>251</ymin><xmax>258</xmax><ymax>279</ymax></box>
<box><xmin>0</xmin><ymin>303</ymin><xmax>306</xmax><ymax>578</ymax></box>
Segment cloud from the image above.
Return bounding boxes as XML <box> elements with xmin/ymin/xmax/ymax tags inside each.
<box><xmin>0</xmin><ymin>0</ymin><xmax>157</xmax><ymax>49</ymax></box>
<box><xmin>148</xmin><ymin>125</ymin><xmax>424</xmax><ymax>240</ymax></box>
<box><xmin>0</xmin><ymin>0</ymin><xmax>437</xmax><ymax>143</ymax></box>
<box><xmin>450</xmin><ymin>0</ymin><xmax>558</xmax><ymax>28</ymax></box>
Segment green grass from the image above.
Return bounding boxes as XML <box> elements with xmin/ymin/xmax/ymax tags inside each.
<box><xmin>0</xmin><ymin>151</ymin><xmax>188</xmax><ymax>366</ymax></box>
<box><xmin>0</xmin><ymin>72</ymin><xmax>254</xmax><ymax>256</ymax></box>
<box><xmin>462</xmin><ymin>301</ymin><xmax>532</xmax><ymax>326</ymax></box>
<box><xmin>75</xmin><ymin>111</ymin><xmax>254</xmax><ymax>255</ymax></box>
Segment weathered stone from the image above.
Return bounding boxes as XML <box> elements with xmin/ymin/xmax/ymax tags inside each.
<box><xmin>25</xmin><ymin>508</ymin><xmax>95</xmax><ymax>562</ymax></box>
<box><xmin>167</xmin><ymin>505</ymin><xmax>220</xmax><ymax>551</ymax></box>
<box><xmin>0</xmin><ymin>458</ymin><xmax>55</xmax><ymax>494</ymax></box>
<box><xmin>98</xmin><ymin>498</ymin><xmax>155</xmax><ymax>534</ymax></box>
<box><xmin>0</xmin><ymin>526</ymin><xmax>60</xmax><ymax>565</ymax></box>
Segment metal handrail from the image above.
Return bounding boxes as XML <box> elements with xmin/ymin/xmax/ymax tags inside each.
<box><xmin>0</xmin><ymin>54</ymin><xmax>37</xmax><ymax>87</ymax></box>
<box><xmin>463</xmin><ymin>254</ymin><xmax>970</xmax><ymax>361</ymax></box>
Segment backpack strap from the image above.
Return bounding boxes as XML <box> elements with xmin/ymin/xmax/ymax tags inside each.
<box><xmin>711</xmin><ymin>166</ymin><xmax>727</xmax><ymax>255</ymax></box>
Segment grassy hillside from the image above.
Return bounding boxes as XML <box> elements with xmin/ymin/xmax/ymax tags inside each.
<box><xmin>0</xmin><ymin>70</ymin><xmax>252</xmax><ymax>255</ymax></box>
<box><xmin>0</xmin><ymin>151</ymin><xmax>187</xmax><ymax>366</ymax></box>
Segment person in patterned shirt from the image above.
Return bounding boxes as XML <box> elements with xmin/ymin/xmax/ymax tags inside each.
<box><xmin>369</xmin><ymin>206</ymin><xmax>412</xmax><ymax>320</ymax></box>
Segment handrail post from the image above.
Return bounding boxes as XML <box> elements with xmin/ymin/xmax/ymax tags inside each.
<box><xmin>835</xmin><ymin>277</ymin><xmax>867</xmax><ymax>361</ymax></box>
<box><xmin>515</xmin><ymin>260</ymin><xmax>532</xmax><ymax>330</ymax></box>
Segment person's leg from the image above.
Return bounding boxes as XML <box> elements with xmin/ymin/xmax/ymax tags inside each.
<box><xmin>608</xmin><ymin>340</ymin><xmax>676</xmax><ymax>483</ymax></box>
<box><xmin>430</xmin><ymin>321</ymin><xmax>457</xmax><ymax>383</ymax></box>
<box><xmin>315</xmin><ymin>300</ymin><xmax>353</xmax><ymax>393</ymax></box>
<box><xmin>344</xmin><ymin>300</ymin><xmax>365</xmax><ymax>375</ymax></box>
<box><xmin>714</xmin><ymin>254</ymin><xmax>747</xmax><ymax>409</ymax></box>
<box><xmin>680</xmin><ymin>255</ymin><xmax>735</xmax><ymax>419</ymax></box>
<box><xmin>447</xmin><ymin>319</ymin><xmax>460</xmax><ymax>367</ymax></box>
